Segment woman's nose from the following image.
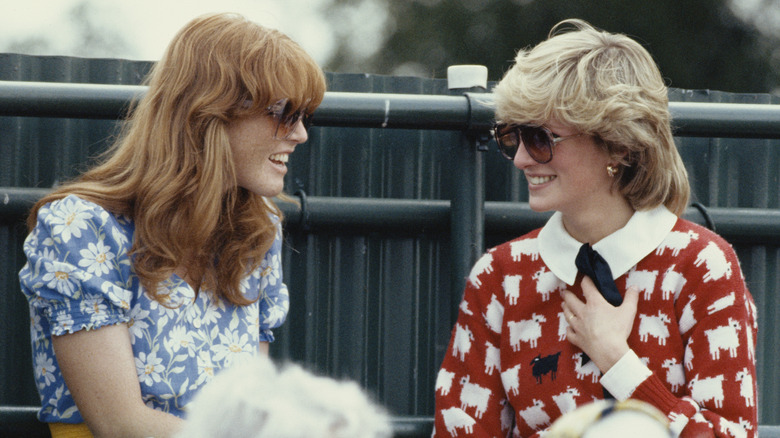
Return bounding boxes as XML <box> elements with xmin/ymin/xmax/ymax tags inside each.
<box><xmin>288</xmin><ymin>118</ymin><xmax>309</xmax><ymax>144</ymax></box>
<box><xmin>513</xmin><ymin>141</ymin><xmax>537</xmax><ymax>169</ymax></box>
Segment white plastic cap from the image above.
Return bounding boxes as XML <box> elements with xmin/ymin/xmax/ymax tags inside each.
<box><xmin>447</xmin><ymin>65</ymin><xmax>488</xmax><ymax>90</ymax></box>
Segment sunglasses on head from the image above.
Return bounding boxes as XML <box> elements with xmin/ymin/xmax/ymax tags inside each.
<box><xmin>492</xmin><ymin>123</ymin><xmax>583</xmax><ymax>164</ymax></box>
<box><xmin>266</xmin><ymin>98</ymin><xmax>313</xmax><ymax>140</ymax></box>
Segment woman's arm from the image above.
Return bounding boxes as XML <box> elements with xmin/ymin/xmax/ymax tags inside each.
<box><xmin>53</xmin><ymin>323</ymin><xmax>184</xmax><ymax>438</ymax></box>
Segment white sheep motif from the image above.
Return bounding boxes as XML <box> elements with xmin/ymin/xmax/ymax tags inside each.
<box><xmin>704</xmin><ymin>317</ymin><xmax>741</xmax><ymax>360</ymax></box>
<box><xmin>626</xmin><ymin>267</ymin><xmax>659</xmax><ymax>301</ymax></box>
<box><xmin>679</xmin><ymin>296</ymin><xmax>697</xmax><ymax>335</ymax></box>
<box><xmin>484</xmin><ymin>341</ymin><xmax>500</xmax><ymax>376</ymax></box>
<box><xmin>684</xmin><ymin>339</ymin><xmax>695</xmax><ymax>371</ymax></box>
<box><xmin>661</xmin><ymin>358</ymin><xmax>686</xmax><ymax>392</ymax></box>
<box><xmin>557</xmin><ymin>311</ymin><xmax>569</xmax><ymax>341</ymax></box>
<box><xmin>661</xmin><ymin>265</ymin><xmax>687</xmax><ymax>300</ymax></box>
<box><xmin>656</xmin><ymin>229</ymin><xmax>699</xmax><ymax>256</ymax></box>
<box><xmin>694</xmin><ymin>242</ymin><xmax>732</xmax><ymax>282</ymax></box>
<box><xmin>707</xmin><ymin>291</ymin><xmax>736</xmax><ymax>315</ymax></box>
<box><xmin>638</xmin><ymin>311</ymin><xmax>672</xmax><ymax>345</ymax></box>
<box><xmin>572</xmin><ymin>352</ymin><xmax>600</xmax><ymax>383</ymax></box>
<box><xmin>436</xmin><ymin>368</ymin><xmax>455</xmax><ymax>396</ymax></box>
<box><xmin>452</xmin><ymin>324</ymin><xmax>474</xmax><ymax>361</ymax></box>
<box><xmin>688</xmin><ymin>374</ymin><xmax>725</xmax><ymax>409</ymax></box>
<box><xmin>736</xmin><ymin>368</ymin><xmax>755</xmax><ymax>407</ymax></box>
<box><xmin>468</xmin><ymin>253</ymin><xmax>494</xmax><ymax>288</ymax></box>
<box><xmin>511</xmin><ymin>239</ymin><xmax>539</xmax><ymax>262</ymax></box>
<box><xmin>441</xmin><ymin>407</ymin><xmax>476</xmax><ymax>436</ymax></box>
<box><xmin>502</xmin><ymin>274</ymin><xmax>522</xmax><ymax>306</ymax></box>
<box><xmin>519</xmin><ymin>399</ymin><xmax>551</xmax><ymax>430</ymax></box>
<box><xmin>552</xmin><ymin>387</ymin><xmax>580</xmax><ymax>415</ymax></box>
<box><xmin>501</xmin><ymin>364</ymin><xmax>521</xmax><ymax>396</ymax></box>
<box><xmin>459</xmin><ymin>376</ymin><xmax>491</xmax><ymax>419</ymax></box>
<box><xmin>483</xmin><ymin>294</ymin><xmax>504</xmax><ymax>334</ymax></box>
<box><xmin>532</xmin><ymin>267</ymin><xmax>565</xmax><ymax>302</ymax></box>
<box><xmin>459</xmin><ymin>300</ymin><xmax>473</xmax><ymax>316</ymax></box>
<box><xmin>508</xmin><ymin>313</ymin><xmax>547</xmax><ymax>351</ymax></box>
<box><xmin>719</xmin><ymin>417</ymin><xmax>751</xmax><ymax>438</ymax></box>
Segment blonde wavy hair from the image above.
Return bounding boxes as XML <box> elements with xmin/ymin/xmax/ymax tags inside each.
<box><xmin>28</xmin><ymin>12</ymin><xmax>327</xmax><ymax>305</ymax></box>
<box><xmin>493</xmin><ymin>19</ymin><xmax>690</xmax><ymax>216</ymax></box>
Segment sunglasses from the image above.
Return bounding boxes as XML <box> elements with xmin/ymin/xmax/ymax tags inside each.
<box><xmin>266</xmin><ymin>98</ymin><xmax>313</xmax><ymax>140</ymax></box>
<box><xmin>492</xmin><ymin>123</ymin><xmax>583</xmax><ymax>164</ymax></box>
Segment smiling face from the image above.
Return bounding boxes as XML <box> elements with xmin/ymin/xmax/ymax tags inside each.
<box><xmin>513</xmin><ymin>119</ymin><xmax>615</xmax><ymax>218</ymax></box>
<box><xmin>226</xmin><ymin>113</ymin><xmax>309</xmax><ymax>197</ymax></box>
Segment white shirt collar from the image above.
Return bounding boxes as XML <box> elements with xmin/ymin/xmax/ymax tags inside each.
<box><xmin>537</xmin><ymin>205</ymin><xmax>678</xmax><ymax>285</ymax></box>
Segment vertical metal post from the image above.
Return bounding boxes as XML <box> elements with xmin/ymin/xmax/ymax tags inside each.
<box><xmin>447</xmin><ymin>65</ymin><xmax>488</xmax><ymax>324</ymax></box>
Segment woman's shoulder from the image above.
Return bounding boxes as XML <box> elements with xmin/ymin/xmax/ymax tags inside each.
<box><xmin>40</xmin><ymin>195</ymin><xmax>128</xmax><ymax>224</ymax></box>
<box><xmin>39</xmin><ymin>194</ymin><xmax>106</xmax><ymax>219</ymax></box>
<box><xmin>667</xmin><ymin>217</ymin><xmax>736</xmax><ymax>254</ymax></box>
<box><xmin>32</xmin><ymin>194</ymin><xmax>133</xmax><ymax>247</ymax></box>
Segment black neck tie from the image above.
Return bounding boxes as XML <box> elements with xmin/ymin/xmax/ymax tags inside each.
<box><xmin>574</xmin><ymin>243</ymin><xmax>623</xmax><ymax>307</ymax></box>
<box><xmin>574</xmin><ymin>243</ymin><xmax>621</xmax><ymax>399</ymax></box>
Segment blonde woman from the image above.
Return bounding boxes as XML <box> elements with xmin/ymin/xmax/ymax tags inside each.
<box><xmin>19</xmin><ymin>12</ymin><xmax>326</xmax><ymax>437</ymax></box>
<box><xmin>434</xmin><ymin>19</ymin><xmax>757</xmax><ymax>438</ymax></box>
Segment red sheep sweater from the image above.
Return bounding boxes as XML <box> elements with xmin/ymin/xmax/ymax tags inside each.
<box><xmin>433</xmin><ymin>206</ymin><xmax>758</xmax><ymax>438</ymax></box>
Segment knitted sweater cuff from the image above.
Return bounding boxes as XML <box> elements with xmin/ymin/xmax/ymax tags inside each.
<box><xmin>600</xmin><ymin>349</ymin><xmax>652</xmax><ymax>401</ymax></box>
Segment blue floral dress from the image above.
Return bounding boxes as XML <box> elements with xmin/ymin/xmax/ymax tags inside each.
<box><xmin>18</xmin><ymin>195</ymin><xmax>290</xmax><ymax>423</ymax></box>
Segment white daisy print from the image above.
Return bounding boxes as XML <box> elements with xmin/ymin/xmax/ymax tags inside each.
<box><xmin>165</xmin><ymin>325</ymin><xmax>196</xmax><ymax>357</ymax></box>
<box><xmin>41</xmin><ymin>261</ymin><xmax>78</xmax><ymax>296</ymax></box>
<box><xmin>34</xmin><ymin>352</ymin><xmax>57</xmax><ymax>387</ymax></box>
<box><xmin>263</xmin><ymin>305</ymin><xmax>287</xmax><ymax>328</ymax></box>
<box><xmin>78</xmin><ymin>240</ymin><xmax>115</xmax><ymax>276</ymax></box>
<box><xmin>199</xmin><ymin>298</ymin><xmax>224</xmax><ymax>327</ymax></box>
<box><xmin>48</xmin><ymin>198</ymin><xmax>93</xmax><ymax>243</ymax></box>
<box><xmin>259</xmin><ymin>254</ymin><xmax>281</xmax><ymax>290</ymax></box>
<box><xmin>136</xmin><ymin>351</ymin><xmax>164</xmax><ymax>387</ymax></box>
<box><xmin>100</xmin><ymin>281</ymin><xmax>132</xmax><ymax>310</ymax></box>
<box><xmin>211</xmin><ymin>328</ymin><xmax>251</xmax><ymax>365</ymax></box>
<box><xmin>192</xmin><ymin>350</ymin><xmax>216</xmax><ymax>388</ymax></box>
<box><xmin>79</xmin><ymin>295</ymin><xmax>109</xmax><ymax>325</ymax></box>
<box><xmin>127</xmin><ymin>304</ymin><xmax>151</xmax><ymax>341</ymax></box>
<box><xmin>54</xmin><ymin>311</ymin><xmax>75</xmax><ymax>333</ymax></box>
<box><xmin>245</xmin><ymin>303</ymin><xmax>260</xmax><ymax>334</ymax></box>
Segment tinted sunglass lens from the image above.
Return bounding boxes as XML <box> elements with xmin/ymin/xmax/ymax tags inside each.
<box><xmin>499</xmin><ymin>140</ymin><xmax>518</xmax><ymax>160</ymax></box>
<box><xmin>494</xmin><ymin>125</ymin><xmax>518</xmax><ymax>160</ymax></box>
<box><xmin>299</xmin><ymin>113</ymin><xmax>313</xmax><ymax>131</ymax></box>
<box><xmin>276</xmin><ymin>111</ymin><xmax>313</xmax><ymax>140</ymax></box>
<box><xmin>521</xmin><ymin>127</ymin><xmax>553</xmax><ymax>163</ymax></box>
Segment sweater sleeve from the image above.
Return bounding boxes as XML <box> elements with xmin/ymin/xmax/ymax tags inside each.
<box><xmin>433</xmin><ymin>251</ymin><xmax>513</xmax><ymax>437</ymax></box>
<box><xmin>603</xmin><ymin>237</ymin><xmax>758</xmax><ymax>438</ymax></box>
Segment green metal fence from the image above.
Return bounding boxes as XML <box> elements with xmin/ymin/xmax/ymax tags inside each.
<box><xmin>1</xmin><ymin>54</ymin><xmax>780</xmax><ymax>435</ymax></box>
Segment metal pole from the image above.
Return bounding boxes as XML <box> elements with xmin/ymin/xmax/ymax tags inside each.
<box><xmin>447</xmin><ymin>65</ymin><xmax>489</xmax><ymax>324</ymax></box>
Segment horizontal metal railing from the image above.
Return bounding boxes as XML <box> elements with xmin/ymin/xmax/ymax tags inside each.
<box><xmin>4</xmin><ymin>187</ymin><xmax>780</xmax><ymax>244</ymax></box>
<box><xmin>3</xmin><ymin>80</ymin><xmax>780</xmax><ymax>137</ymax></box>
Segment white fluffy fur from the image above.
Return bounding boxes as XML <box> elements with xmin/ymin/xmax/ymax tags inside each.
<box><xmin>175</xmin><ymin>355</ymin><xmax>391</xmax><ymax>438</ymax></box>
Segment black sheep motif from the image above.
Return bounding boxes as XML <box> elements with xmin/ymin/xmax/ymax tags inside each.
<box><xmin>530</xmin><ymin>352</ymin><xmax>561</xmax><ymax>384</ymax></box>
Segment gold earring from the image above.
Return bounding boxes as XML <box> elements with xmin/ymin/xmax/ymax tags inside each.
<box><xmin>607</xmin><ymin>165</ymin><xmax>618</xmax><ymax>177</ymax></box>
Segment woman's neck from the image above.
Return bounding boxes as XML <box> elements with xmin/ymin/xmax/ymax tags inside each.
<box><xmin>561</xmin><ymin>196</ymin><xmax>635</xmax><ymax>244</ymax></box>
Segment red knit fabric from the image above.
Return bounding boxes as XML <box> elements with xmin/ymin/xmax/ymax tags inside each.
<box><xmin>433</xmin><ymin>218</ymin><xmax>757</xmax><ymax>438</ymax></box>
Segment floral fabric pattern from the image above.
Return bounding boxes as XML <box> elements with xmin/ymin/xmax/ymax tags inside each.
<box><xmin>19</xmin><ymin>195</ymin><xmax>289</xmax><ymax>423</ymax></box>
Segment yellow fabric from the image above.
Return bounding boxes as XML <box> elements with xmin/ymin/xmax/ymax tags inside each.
<box><xmin>48</xmin><ymin>422</ymin><xmax>93</xmax><ymax>438</ymax></box>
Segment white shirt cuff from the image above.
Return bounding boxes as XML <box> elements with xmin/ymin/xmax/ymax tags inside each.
<box><xmin>600</xmin><ymin>350</ymin><xmax>652</xmax><ymax>401</ymax></box>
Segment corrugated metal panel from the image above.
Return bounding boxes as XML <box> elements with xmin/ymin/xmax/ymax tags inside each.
<box><xmin>1</xmin><ymin>54</ymin><xmax>778</xmax><ymax>426</ymax></box>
